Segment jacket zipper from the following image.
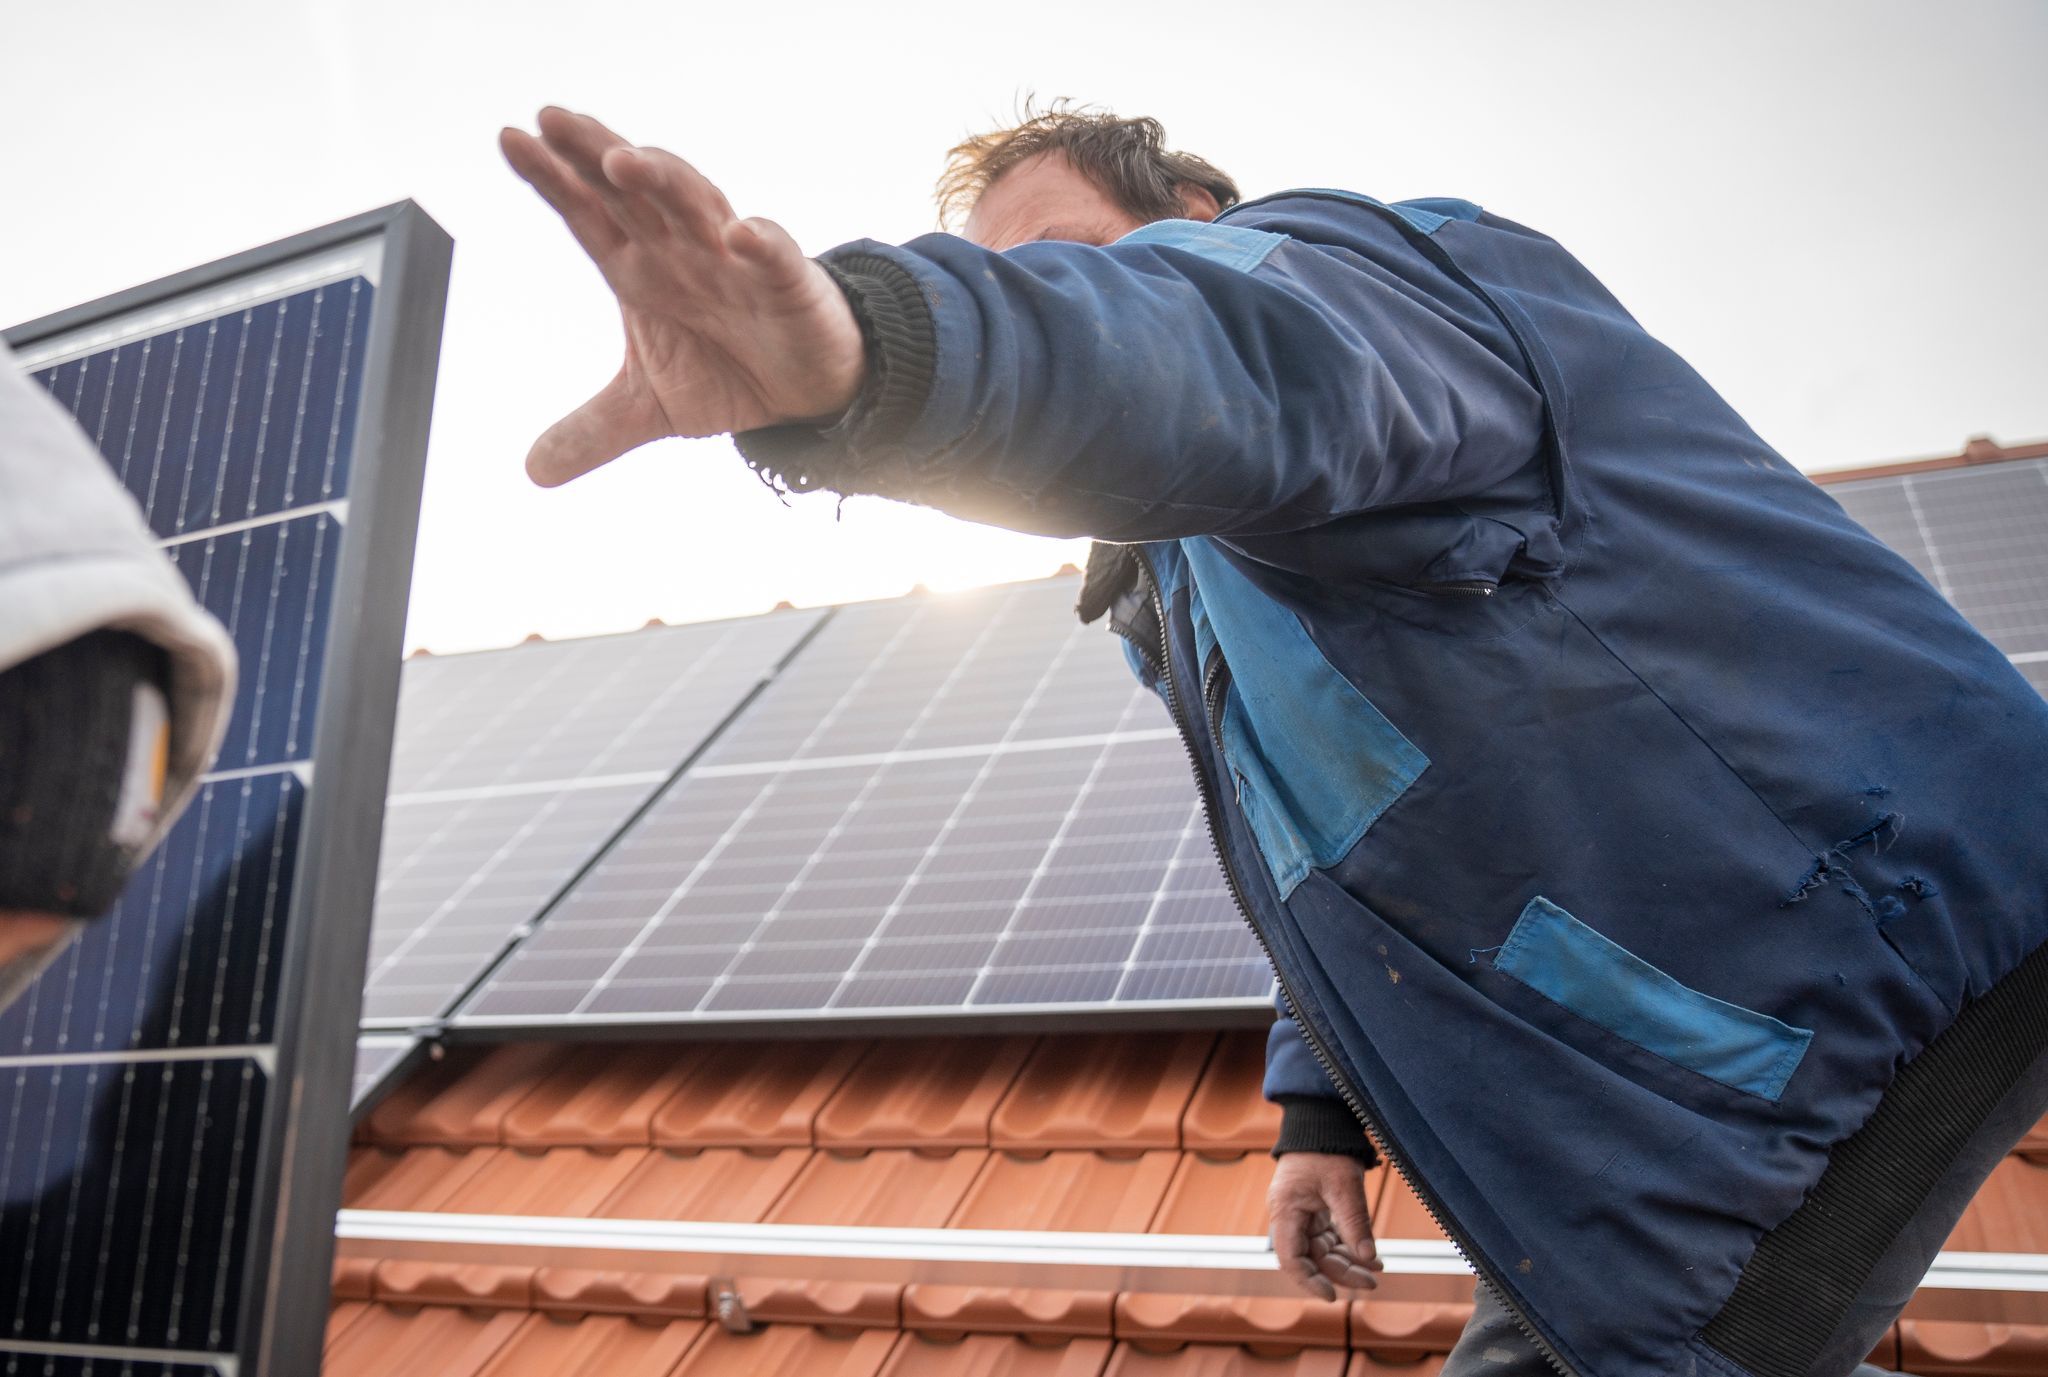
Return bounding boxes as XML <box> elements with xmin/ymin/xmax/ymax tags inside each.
<box><xmin>1123</xmin><ymin>550</ymin><xmax>1577</xmax><ymax>1377</ymax></box>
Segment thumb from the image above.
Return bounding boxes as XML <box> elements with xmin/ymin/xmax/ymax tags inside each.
<box><xmin>526</xmin><ymin>367</ymin><xmax>671</xmax><ymax>487</ymax></box>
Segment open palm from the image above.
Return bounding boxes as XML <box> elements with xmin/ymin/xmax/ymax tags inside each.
<box><xmin>501</xmin><ymin>107</ymin><xmax>866</xmax><ymax>486</ymax></box>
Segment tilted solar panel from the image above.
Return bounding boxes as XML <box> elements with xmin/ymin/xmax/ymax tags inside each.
<box><xmin>1</xmin><ymin>205</ymin><xmax>448</xmax><ymax>1374</ymax></box>
<box><xmin>1826</xmin><ymin>456</ymin><xmax>2048</xmax><ymax>697</ymax></box>
<box><xmin>453</xmin><ymin>577</ymin><xmax>1270</xmax><ymax>1031</ymax></box>
<box><xmin>358</xmin><ymin>609</ymin><xmax>825</xmax><ymax>1032</ymax></box>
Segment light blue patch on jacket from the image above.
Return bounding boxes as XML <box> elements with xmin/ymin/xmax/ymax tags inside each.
<box><xmin>1114</xmin><ymin>219</ymin><xmax>1287</xmax><ymax>273</ymax></box>
<box><xmin>1282</xmin><ymin>190</ymin><xmax>1483</xmax><ymax>236</ymax></box>
<box><xmin>1495</xmin><ymin>897</ymin><xmax>1814</xmax><ymax>1102</ymax></box>
<box><xmin>1182</xmin><ymin>538</ymin><xmax>1428</xmax><ymax>897</ymax></box>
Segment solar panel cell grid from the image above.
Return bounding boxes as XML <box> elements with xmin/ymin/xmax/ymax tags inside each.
<box><xmin>33</xmin><ymin>280</ymin><xmax>370</xmax><ymax>539</ymax></box>
<box><xmin>360</xmin><ymin>611</ymin><xmax>824</xmax><ymax>1028</ymax></box>
<box><xmin>1829</xmin><ymin>457</ymin><xmax>2048</xmax><ymax>665</ymax></box>
<box><xmin>3</xmin><ymin>206</ymin><xmax>447</xmax><ymax>1373</ymax></box>
<box><xmin>457</xmin><ymin>580</ymin><xmax>1266</xmax><ymax>1026</ymax></box>
<box><xmin>1</xmin><ymin>272</ymin><xmax>377</xmax><ymax>1363</ymax></box>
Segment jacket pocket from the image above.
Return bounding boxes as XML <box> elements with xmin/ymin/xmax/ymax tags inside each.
<box><xmin>1493</xmin><ymin>897</ymin><xmax>1813</xmax><ymax>1102</ymax></box>
<box><xmin>1186</xmin><ymin>539</ymin><xmax>1428</xmax><ymax>900</ymax></box>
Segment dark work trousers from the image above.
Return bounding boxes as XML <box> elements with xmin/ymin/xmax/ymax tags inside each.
<box><xmin>1439</xmin><ymin>1037</ymin><xmax>2048</xmax><ymax>1377</ymax></box>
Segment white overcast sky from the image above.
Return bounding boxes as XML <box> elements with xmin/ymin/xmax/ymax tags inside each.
<box><xmin>4</xmin><ymin>1</ymin><xmax>2043</xmax><ymax>654</ymax></box>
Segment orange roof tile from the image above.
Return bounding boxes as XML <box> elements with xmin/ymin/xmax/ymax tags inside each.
<box><xmin>650</xmin><ymin>1039</ymin><xmax>868</xmax><ymax>1147</ymax></box>
<box><xmin>1180</xmin><ymin>1033</ymin><xmax>1283</xmax><ymax>1153</ymax></box>
<box><xmin>882</xmin><ymin>1333</ymin><xmax>1116</xmax><ymax>1377</ymax></box>
<box><xmin>375</xmin><ymin>1260</ymin><xmax>535</xmax><ymax>1310</ymax></box>
<box><xmin>905</xmin><ymin>1287</ymin><xmax>1116</xmax><ymax>1339</ymax></box>
<box><xmin>595</xmin><ymin>1146</ymin><xmax>809</xmax><ymax>1221</ymax></box>
<box><xmin>365</xmin><ymin>1044</ymin><xmax>560</xmax><ymax>1146</ymax></box>
<box><xmin>992</xmin><ymin>1034</ymin><xmax>1216</xmax><ymax>1151</ymax></box>
<box><xmin>949</xmin><ymin>1150</ymin><xmax>1183</xmax><ymax>1232</ymax></box>
<box><xmin>1944</xmin><ymin>1158</ymin><xmax>2048</xmax><ymax>1252</ymax></box>
<box><xmin>500</xmin><ymin>1042</ymin><xmax>701</xmax><ymax>1147</ymax></box>
<box><xmin>668</xmin><ymin>1322</ymin><xmax>902</xmax><ymax>1376</ymax></box>
<box><xmin>475</xmin><ymin>1313</ymin><xmax>708</xmax><ymax>1377</ymax></box>
<box><xmin>1808</xmin><ymin>435</ymin><xmax>2048</xmax><ymax>486</ymax></box>
<box><xmin>1114</xmin><ymin>1293</ymin><xmax>1347</xmax><ymax>1349</ymax></box>
<box><xmin>768</xmin><ymin>1147</ymin><xmax>992</xmax><ymax>1227</ymax></box>
<box><xmin>736</xmin><ymin>1277</ymin><xmax>904</xmax><ymax>1329</ymax></box>
<box><xmin>1347</xmin><ymin>1301</ymin><xmax>1472</xmax><ymax>1363</ymax></box>
<box><xmin>2016</xmin><ymin>1112</ymin><xmax>2048</xmax><ymax>1165</ymax></box>
<box><xmin>1104</xmin><ymin>1343</ymin><xmax>1350</xmax><ymax>1376</ymax></box>
<box><xmin>1900</xmin><ymin>1321</ymin><xmax>2048</xmax><ymax>1376</ymax></box>
<box><xmin>333</xmin><ymin>1255</ymin><xmax>378</xmax><ymax>1301</ymax></box>
<box><xmin>1369</xmin><ymin>1174</ymin><xmax>1450</xmax><ymax>1244</ymax></box>
<box><xmin>328</xmin><ymin>1300</ymin><xmax>372</xmax><ymax>1350</ymax></box>
<box><xmin>336</xmin><ymin>1030</ymin><xmax>2048</xmax><ymax>1377</ymax></box>
<box><xmin>1345</xmin><ymin>1357</ymin><xmax>1446</xmax><ymax>1377</ymax></box>
<box><xmin>817</xmin><ymin>1036</ymin><xmax>1038</xmax><ymax>1148</ymax></box>
<box><xmin>532</xmin><ymin>1268</ymin><xmax>709</xmax><ymax>1318</ymax></box>
<box><xmin>324</xmin><ymin>1303</ymin><xmax>529</xmax><ymax>1377</ymax></box>
<box><xmin>436</xmin><ymin>1146</ymin><xmax>650</xmax><ymax>1216</ymax></box>
<box><xmin>1150</xmin><ymin>1152</ymin><xmax>1287</xmax><ymax>1236</ymax></box>
<box><xmin>345</xmin><ymin>1145</ymin><xmax>494</xmax><ymax>1210</ymax></box>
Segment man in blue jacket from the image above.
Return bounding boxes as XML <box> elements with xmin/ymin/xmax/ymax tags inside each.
<box><xmin>501</xmin><ymin>104</ymin><xmax>2048</xmax><ymax>1377</ymax></box>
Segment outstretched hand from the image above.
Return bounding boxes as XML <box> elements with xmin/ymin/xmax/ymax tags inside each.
<box><xmin>1268</xmin><ymin>1150</ymin><xmax>1385</xmax><ymax>1301</ymax></box>
<box><xmin>500</xmin><ymin>107</ymin><xmax>867</xmax><ymax>486</ymax></box>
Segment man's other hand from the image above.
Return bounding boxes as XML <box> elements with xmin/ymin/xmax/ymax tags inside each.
<box><xmin>1268</xmin><ymin>1150</ymin><xmax>1384</xmax><ymax>1301</ymax></box>
<box><xmin>501</xmin><ymin>108</ymin><xmax>868</xmax><ymax>487</ymax></box>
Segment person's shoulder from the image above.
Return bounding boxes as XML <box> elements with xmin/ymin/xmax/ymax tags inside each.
<box><xmin>1224</xmin><ymin>189</ymin><xmax>1486</xmax><ymax>238</ymax></box>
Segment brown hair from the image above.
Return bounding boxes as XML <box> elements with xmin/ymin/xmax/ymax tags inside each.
<box><xmin>936</xmin><ymin>99</ymin><xmax>1240</xmax><ymax>230</ymax></box>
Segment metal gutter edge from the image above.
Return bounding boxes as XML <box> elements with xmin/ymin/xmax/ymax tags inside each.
<box><xmin>332</xmin><ymin>1211</ymin><xmax>2048</xmax><ymax>1320</ymax></box>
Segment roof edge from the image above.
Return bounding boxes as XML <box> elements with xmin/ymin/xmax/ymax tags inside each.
<box><xmin>1811</xmin><ymin>435</ymin><xmax>2048</xmax><ymax>486</ymax></box>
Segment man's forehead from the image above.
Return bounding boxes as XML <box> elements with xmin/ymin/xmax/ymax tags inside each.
<box><xmin>963</xmin><ymin>153</ymin><xmax>1126</xmax><ymax>249</ymax></box>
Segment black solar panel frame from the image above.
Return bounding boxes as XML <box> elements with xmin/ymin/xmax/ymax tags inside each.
<box><xmin>6</xmin><ymin>201</ymin><xmax>450</xmax><ymax>1376</ymax></box>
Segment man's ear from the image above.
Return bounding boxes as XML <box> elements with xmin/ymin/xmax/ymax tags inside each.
<box><xmin>1179</xmin><ymin>183</ymin><xmax>1221</xmax><ymax>222</ymax></box>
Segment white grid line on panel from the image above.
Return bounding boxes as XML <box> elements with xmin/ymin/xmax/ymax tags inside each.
<box><xmin>961</xmin><ymin>689</ymin><xmax>1151</xmax><ymax>1008</ymax></box>
<box><xmin>686</xmin><ymin>726</ymin><xmax>1180</xmax><ymax>779</ymax></box>
<box><xmin>569</xmin><ymin>604</ymin><xmax>937</xmax><ymax>1015</ymax></box>
<box><xmin>154</xmin><ymin>500</ymin><xmax>347</xmax><ymax>548</ymax></box>
<box><xmin>1110</xmin><ymin>803</ymin><xmax>1210</xmax><ymax>1001</ymax></box>
<box><xmin>458</xmin><ymin>991</ymin><xmax>1270</xmax><ymax>1028</ymax></box>
<box><xmin>821</xmin><ymin>612</ymin><xmax>1086</xmax><ymax>1007</ymax></box>
<box><xmin>1896</xmin><ymin>477</ymin><xmax>1956</xmax><ymax>600</ymax></box>
<box><xmin>17</xmin><ymin>238</ymin><xmax>382</xmax><ymax>369</ymax></box>
<box><xmin>386</xmin><ymin>771</ymin><xmax>673</xmax><ymax>807</ymax></box>
<box><xmin>692</xmin><ymin>600</ymin><xmax>1009</xmax><ymax>1009</ymax></box>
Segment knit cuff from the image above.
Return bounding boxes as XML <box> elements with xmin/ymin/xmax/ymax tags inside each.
<box><xmin>0</xmin><ymin>630</ymin><xmax>167</xmax><ymax>918</ymax></box>
<box><xmin>1272</xmin><ymin>1095</ymin><xmax>1380</xmax><ymax>1166</ymax></box>
<box><xmin>733</xmin><ymin>252</ymin><xmax>938</xmax><ymax>497</ymax></box>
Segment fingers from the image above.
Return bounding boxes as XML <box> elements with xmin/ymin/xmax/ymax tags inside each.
<box><xmin>603</xmin><ymin>144</ymin><xmax>738</xmax><ymax>245</ymax></box>
<box><xmin>500</xmin><ymin>126</ymin><xmax>625</xmax><ymax>259</ymax></box>
<box><xmin>525</xmin><ymin>366</ymin><xmax>672</xmax><ymax>487</ymax></box>
<box><xmin>1270</xmin><ymin>1202</ymin><xmax>1336</xmax><ymax>1302</ymax></box>
<box><xmin>1327</xmin><ymin>1173</ymin><xmax>1385</xmax><ymax>1276</ymax></box>
<box><xmin>1307</xmin><ymin>1215</ymin><xmax>1380</xmax><ymax>1291</ymax></box>
<box><xmin>536</xmin><ymin>106</ymin><xmax>665</xmax><ymax>236</ymax></box>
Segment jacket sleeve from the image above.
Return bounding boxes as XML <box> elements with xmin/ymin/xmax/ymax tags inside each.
<box><xmin>1264</xmin><ymin>989</ymin><xmax>1378</xmax><ymax>1165</ymax></box>
<box><xmin>733</xmin><ymin>199</ymin><xmax>1544</xmax><ymax>542</ymax></box>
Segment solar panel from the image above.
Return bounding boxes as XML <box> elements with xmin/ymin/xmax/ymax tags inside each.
<box><xmin>359</xmin><ymin>609</ymin><xmax>826</xmax><ymax>1032</ymax></box>
<box><xmin>1</xmin><ymin>205</ymin><xmax>448</xmax><ymax>1374</ymax></box>
<box><xmin>1827</xmin><ymin>457</ymin><xmax>2048</xmax><ymax>696</ymax></box>
<box><xmin>453</xmin><ymin>578</ymin><xmax>1270</xmax><ymax>1030</ymax></box>
<box><xmin>351</xmin><ymin>1036</ymin><xmax>422</xmax><ymax>1111</ymax></box>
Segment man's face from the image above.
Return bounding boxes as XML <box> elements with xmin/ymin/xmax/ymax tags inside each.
<box><xmin>962</xmin><ymin>152</ymin><xmax>1216</xmax><ymax>250</ymax></box>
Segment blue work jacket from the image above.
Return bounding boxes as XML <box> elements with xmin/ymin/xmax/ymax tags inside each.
<box><xmin>737</xmin><ymin>191</ymin><xmax>2048</xmax><ymax>1377</ymax></box>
